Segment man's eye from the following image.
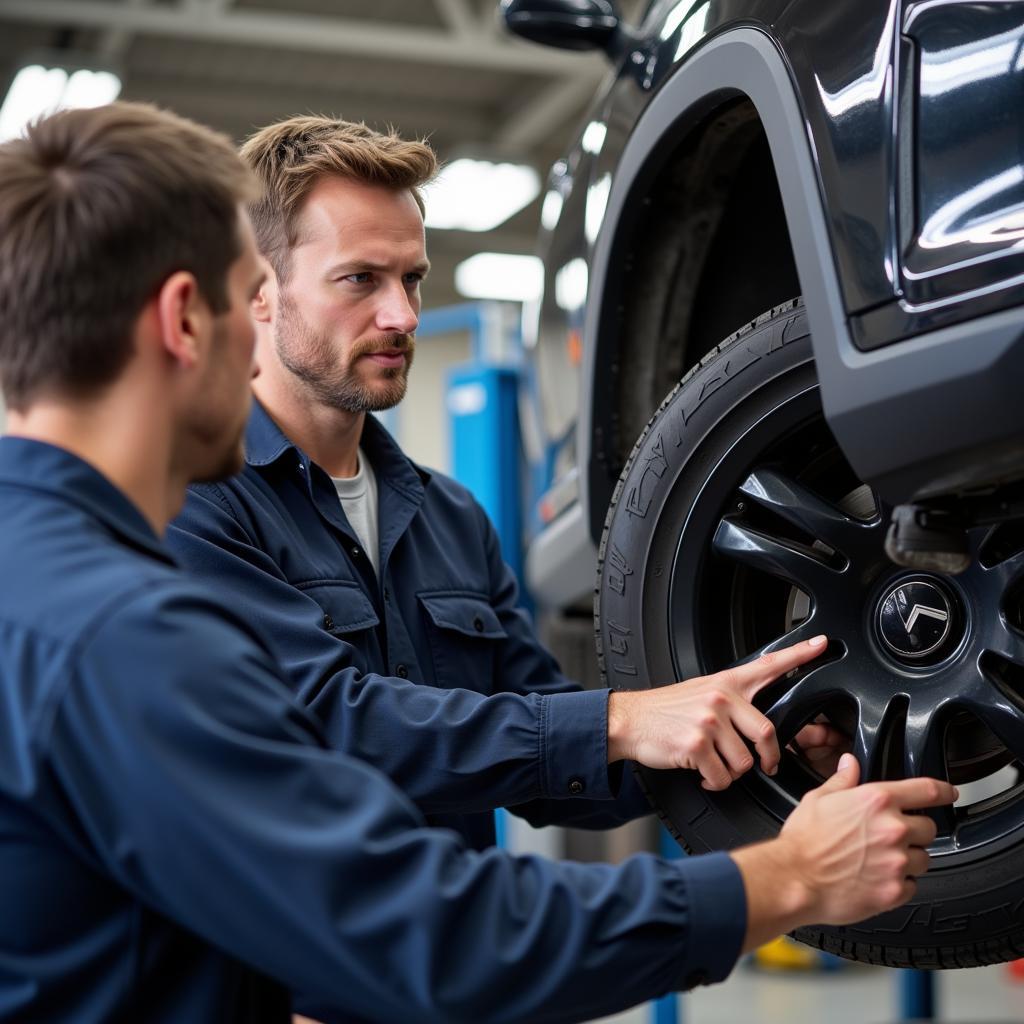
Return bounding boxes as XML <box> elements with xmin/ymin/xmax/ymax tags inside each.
<box><xmin>345</xmin><ymin>272</ymin><xmax>372</xmax><ymax>284</ymax></box>
<box><xmin>404</xmin><ymin>273</ymin><xmax>423</xmax><ymax>286</ymax></box>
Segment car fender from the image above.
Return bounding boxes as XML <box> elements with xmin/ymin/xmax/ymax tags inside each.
<box><xmin>579</xmin><ymin>26</ymin><xmax>850</xmax><ymax>542</ymax></box>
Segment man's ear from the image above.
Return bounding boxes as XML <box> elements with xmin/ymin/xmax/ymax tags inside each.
<box><xmin>155</xmin><ymin>271</ymin><xmax>208</xmax><ymax>370</ymax></box>
<box><xmin>251</xmin><ymin>256</ymin><xmax>277</xmax><ymax>324</ymax></box>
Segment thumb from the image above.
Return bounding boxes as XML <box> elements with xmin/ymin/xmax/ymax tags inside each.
<box><xmin>815</xmin><ymin>752</ymin><xmax>860</xmax><ymax>793</ymax></box>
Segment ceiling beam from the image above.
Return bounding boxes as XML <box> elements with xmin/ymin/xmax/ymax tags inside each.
<box><xmin>0</xmin><ymin>1</ymin><xmax>600</xmax><ymax>75</ymax></box>
<box><xmin>496</xmin><ymin>74</ymin><xmax>602</xmax><ymax>150</ymax></box>
<box><xmin>433</xmin><ymin>0</ymin><xmax>479</xmax><ymax>38</ymax></box>
<box><xmin>97</xmin><ymin>0</ymin><xmax>149</xmax><ymax>61</ymax></box>
<box><xmin>122</xmin><ymin>80</ymin><xmax>496</xmax><ymax>142</ymax></box>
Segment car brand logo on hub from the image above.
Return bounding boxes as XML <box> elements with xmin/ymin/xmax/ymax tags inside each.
<box><xmin>877</xmin><ymin>579</ymin><xmax>953</xmax><ymax>659</ymax></box>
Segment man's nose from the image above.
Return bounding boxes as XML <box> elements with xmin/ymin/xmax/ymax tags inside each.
<box><xmin>376</xmin><ymin>283</ymin><xmax>419</xmax><ymax>336</ymax></box>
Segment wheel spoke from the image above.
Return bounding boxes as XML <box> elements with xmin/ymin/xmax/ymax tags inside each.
<box><xmin>713</xmin><ymin>518</ymin><xmax>845</xmax><ymax>598</ymax></box>
<box><xmin>851</xmin><ymin>692</ymin><xmax>907</xmax><ymax>784</ymax></box>
<box><xmin>903</xmin><ymin>703</ymin><xmax>950</xmax><ymax>780</ymax></box>
<box><xmin>980</xmin><ymin>620</ymin><xmax>1024</xmax><ymax>668</ymax></box>
<box><xmin>962</xmin><ymin>668</ymin><xmax>1024</xmax><ymax>764</ymax></box>
<box><xmin>981</xmin><ymin>543</ymin><xmax>1024</xmax><ymax>589</ymax></box>
<box><xmin>762</xmin><ymin>658</ymin><xmax>850</xmax><ymax>748</ymax></box>
<box><xmin>739</xmin><ymin>468</ymin><xmax>878</xmax><ymax>555</ymax></box>
<box><xmin>903</xmin><ymin>699</ymin><xmax>958</xmax><ymax>834</ymax></box>
<box><xmin>745</xmin><ymin>618</ymin><xmax>825</xmax><ymax>663</ymax></box>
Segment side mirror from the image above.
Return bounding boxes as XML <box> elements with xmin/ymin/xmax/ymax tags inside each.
<box><xmin>500</xmin><ymin>0</ymin><xmax>623</xmax><ymax>54</ymax></box>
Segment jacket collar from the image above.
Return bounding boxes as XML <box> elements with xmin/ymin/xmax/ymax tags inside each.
<box><xmin>0</xmin><ymin>436</ymin><xmax>174</xmax><ymax>564</ymax></box>
<box><xmin>243</xmin><ymin>398</ymin><xmax>431</xmax><ymax>497</ymax></box>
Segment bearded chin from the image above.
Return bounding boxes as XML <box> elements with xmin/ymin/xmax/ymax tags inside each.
<box><xmin>274</xmin><ymin>304</ymin><xmax>414</xmax><ymax>414</ymax></box>
<box><xmin>331</xmin><ymin>367</ymin><xmax>410</xmax><ymax>414</ymax></box>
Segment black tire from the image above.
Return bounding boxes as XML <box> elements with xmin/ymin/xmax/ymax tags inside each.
<box><xmin>596</xmin><ymin>298</ymin><xmax>1024</xmax><ymax>968</ymax></box>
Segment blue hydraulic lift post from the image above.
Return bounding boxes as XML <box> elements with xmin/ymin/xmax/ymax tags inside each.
<box><xmin>435</xmin><ymin>302</ymin><xmax>521</xmax><ymax>851</ymax></box>
<box><xmin>436</xmin><ymin>302</ymin><xmax>708</xmax><ymax>1024</ymax></box>
<box><xmin>899</xmin><ymin>970</ymin><xmax>936</xmax><ymax>1020</ymax></box>
<box><xmin>653</xmin><ymin>826</ymin><xmax>683</xmax><ymax>1024</ymax></box>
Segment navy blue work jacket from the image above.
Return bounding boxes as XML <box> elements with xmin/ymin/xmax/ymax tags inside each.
<box><xmin>0</xmin><ymin>436</ymin><xmax>746</xmax><ymax>1022</ymax></box>
<box><xmin>168</xmin><ymin>402</ymin><xmax>649</xmax><ymax>850</ymax></box>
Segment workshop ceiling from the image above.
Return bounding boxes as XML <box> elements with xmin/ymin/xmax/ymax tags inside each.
<box><xmin>0</xmin><ymin>0</ymin><xmax>646</xmax><ymax>305</ymax></box>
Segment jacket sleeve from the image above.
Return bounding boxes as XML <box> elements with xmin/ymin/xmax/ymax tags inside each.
<box><xmin>166</xmin><ymin>486</ymin><xmax>625</xmax><ymax>817</ymax></box>
<box><xmin>49</xmin><ymin>583</ymin><xmax>746</xmax><ymax>1024</ymax></box>
<box><xmin>471</xmin><ymin>498</ymin><xmax>652</xmax><ymax>829</ymax></box>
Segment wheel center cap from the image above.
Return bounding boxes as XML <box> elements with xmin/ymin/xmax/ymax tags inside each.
<box><xmin>876</xmin><ymin>576</ymin><xmax>958</xmax><ymax>661</ymax></box>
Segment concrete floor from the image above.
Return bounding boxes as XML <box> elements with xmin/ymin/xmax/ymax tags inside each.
<box><xmin>590</xmin><ymin>961</ymin><xmax>1024</xmax><ymax>1023</ymax></box>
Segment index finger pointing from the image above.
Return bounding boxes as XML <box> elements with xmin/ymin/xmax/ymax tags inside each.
<box><xmin>718</xmin><ymin>635</ymin><xmax>829</xmax><ymax>700</ymax></box>
<box><xmin>873</xmin><ymin>777</ymin><xmax>959</xmax><ymax>810</ymax></box>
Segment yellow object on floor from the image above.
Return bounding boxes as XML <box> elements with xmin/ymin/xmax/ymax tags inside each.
<box><xmin>753</xmin><ymin>935</ymin><xmax>827</xmax><ymax>971</ymax></box>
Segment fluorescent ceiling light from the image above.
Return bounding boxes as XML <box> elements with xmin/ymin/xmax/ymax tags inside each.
<box><xmin>454</xmin><ymin>253</ymin><xmax>544</xmax><ymax>304</ymax></box>
<box><xmin>541</xmin><ymin>188</ymin><xmax>564</xmax><ymax>231</ymax></box>
<box><xmin>581</xmin><ymin>121</ymin><xmax>607</xmax><ymax>155</ymax></box>
<box><xmin>555</xmin><ymin>258</ymin><xmax>589</xmax><ymax>312</ymax></box>
<box><xmin>0</xmin><ymin>63</ymin><xmax>121</xmax><ymax>143</ymax></box>
<box><xmin>425</xmin><ymin>158</ymin><xmax>541</xmax><ymax>232</ymax></box>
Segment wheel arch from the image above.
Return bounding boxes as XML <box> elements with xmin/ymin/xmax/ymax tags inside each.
<box><xmin>581</xmin><ymin>27</ymin><xmax>851</xmax><ymax>542</ymax></box>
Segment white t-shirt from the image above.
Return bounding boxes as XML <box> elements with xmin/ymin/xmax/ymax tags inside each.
<box><xmin>331</xmin><ymin>448</ymin><xmax>380</xmax><ymax>579</ymax></box>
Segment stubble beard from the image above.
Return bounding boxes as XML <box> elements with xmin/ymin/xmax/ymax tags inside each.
<box><xmin>189</xmin><ymin>321</ymin><xmax>252</xmax><ymax>484</ymax></box>
<box><xmin>275</xmin><ymin>293</ymin><xmax>414</xmax><ymax>414</ymax></box>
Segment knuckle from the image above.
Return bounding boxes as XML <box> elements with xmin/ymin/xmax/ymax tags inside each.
<box><xmin>758</xmin><ymin>719</ymin><xmax>775</xmax><ymax>740</ymax></box>
<box><xmin>691</xmin><ymin>735</ymin><xmax>711</xmax><ymax>756</ymax></box>
<box><xmin>718</xmin><ymin>668</ymin><xmax>740</xmax><ymax>690</ymax></box>
<box><xmin>885</xmin><ymin>822</ymin><xmax>909</xmax><ymax>845</ymax></box>
<box><xmin>864</xmin><ymin>789</ymin><xmax>891</xmax><ymax>814</ymax></box>
<box><xmin>705</xmin><ymin>690</ymin><xmax>729</xmax><ymax>711</ymax></box>
<box><xmin>883</xmin><ymin>882</ymin><xmax>906</xmax><ymax>905</ymax></box>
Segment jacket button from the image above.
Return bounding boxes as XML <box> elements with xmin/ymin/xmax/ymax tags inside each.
<box><xmin>395</xmin><ymin>664</ymin><xmax>409</xmax><ymax>678</ymax></box>
<box><xmin>323</xmin><ymin>614</ymin><xmax>334</xmax><ymax>630</ymax></box>
<box><xmin>351</xmin><ymin>546</ymin><xmax>361</xmax><ymax>559</ymax></box>
<box><xmin>568</xmin><ymin>777</ymin><xmax>585</xmax><ymax>795</ymax></box>
<box><xmin>473</xmin><ymin>616</ymin><xmax>484</xmax><ymax>632</ymax></box>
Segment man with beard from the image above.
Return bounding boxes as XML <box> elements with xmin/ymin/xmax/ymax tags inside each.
<box><xmin>0</xmin><ymin>102</ymin><xmax>955</xmax><ymax>1022</ymax></box>
<box><xmin>168</xmin><ymin>116</ymin><xmax>846</xmax><ymax>849</ymax></box>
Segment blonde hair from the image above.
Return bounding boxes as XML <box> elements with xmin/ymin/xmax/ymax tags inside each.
<box><xmin>239</xmin><ymin>116</ymin><xmax>437</xmax><ymax>279</ymax></box>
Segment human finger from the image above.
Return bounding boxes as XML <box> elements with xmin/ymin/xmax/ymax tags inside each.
<box><xmin>877</xmin><ymin>777</ymin><xmax>959</xmax><ymax>810</ymax></box>
<box><xmin>697</xmin><ymin>749</ymin><xmax>734</xmax><ymax>791</ymax></box>
<box><xmin>718</xmin><ymin>635</ymin><xmax>828</xmax><ymax>701</ymax></box>
<box><xmin>815</xmin><ymin>751</ymin><xmax>860</xmax><ymax>792</ymax></box>
<box><xmin>905</xmin><ymin>847</ymin><xmax>931</xmax><ymax>876</ymax></box>
<box><xmin>902</xmin><ymin>815</ymin><xmax>939</xmax><ymax>848</ymax></box>
<box><xmin>794</xmin><ymin>722</ymin><xmax>847</xmax><ymax>751</ymax></box>
<box><xmin>713</xmin><ymin>726</ymin><xmax>758</xmax><ymax>779</ymax></box>
<box><xmin>730</xmin><ymin>700</ymin><xmax>780</xmax><ymax>774</ymax></box>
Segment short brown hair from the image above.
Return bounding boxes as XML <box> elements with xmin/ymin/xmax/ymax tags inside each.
<box><xmin>239</xmin><ymin>116</ymin><xmax>437</xmax><ymax>279</ymax></box>
<box><xmin>0</xmin><ymin>101</ymin><xmax>255</xmax><ymax>411</ymax></box>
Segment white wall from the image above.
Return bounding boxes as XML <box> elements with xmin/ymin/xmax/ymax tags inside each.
<box><xmin>388</xmin><ymin>329</ymin><xmax>471</xmax><ymax>475</ymax></box>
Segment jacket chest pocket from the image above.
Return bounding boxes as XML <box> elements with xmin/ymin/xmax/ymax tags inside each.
<box><xmin>300</xmin><ymin>580</ymin><xmax>380</xmax><ymax>673</ymax></box>
<box><xmin>417</xmin><ymin>591</ymin><xmax>507</xmax><ymax>694</ymax></box>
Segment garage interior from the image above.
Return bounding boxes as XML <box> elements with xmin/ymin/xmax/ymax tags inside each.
<box><xmin>2</xmin><ymin>1</ymin><xmax>1024</xmax><ymax>1022</ymax></box>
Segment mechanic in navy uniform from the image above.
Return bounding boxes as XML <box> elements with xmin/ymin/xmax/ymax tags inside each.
<box><xmin>0</xmin><ymin>102</ymin><xmax>954</xmax><ymax>1021</ymax></box>
<box><xmin>168</xmin><ymin>115</ymin><xmax>847</xmax><ymax>848</ymax></box>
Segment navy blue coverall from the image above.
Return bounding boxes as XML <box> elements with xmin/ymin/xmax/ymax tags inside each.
<box><xmin>168</xmin><ymin>402</ymin><xmax>650</xmax><ymax>849</ymax></box>
<box><xmin>0</xmin><ymin>437</ymin><xmax>745</xmax><ymax>1021</ymax></box>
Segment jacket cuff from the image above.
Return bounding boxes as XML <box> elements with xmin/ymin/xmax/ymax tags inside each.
<box><xmin>674</xmin><ymin>851</ymin><xmax>747</xmax><ymax>988</ymax></box>
<box><xmin>540</xmin><ymin>689</ymin><xmax>616</xmax><ymax>801</ymax></box>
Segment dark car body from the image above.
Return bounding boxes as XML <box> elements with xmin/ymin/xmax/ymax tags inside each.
<box><xmin>508</xmin><ymin>0</ymin><xmax>1024</xmax><ymax>608</ymax></box>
